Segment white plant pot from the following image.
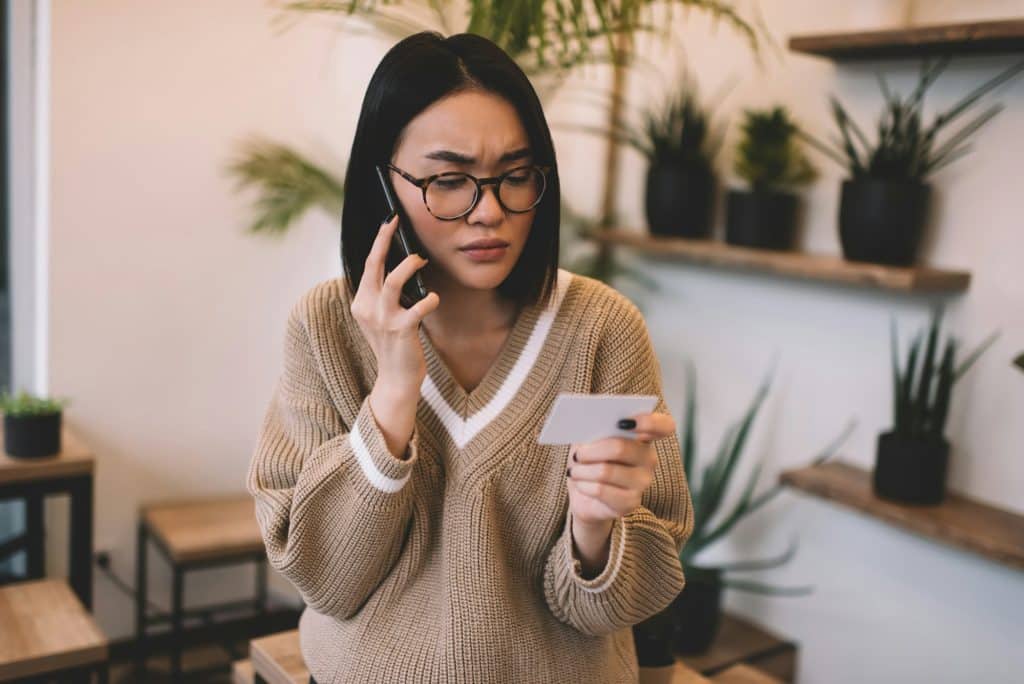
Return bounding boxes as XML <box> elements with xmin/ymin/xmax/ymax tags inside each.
<box><xmin>844</xmin><ymin>0</ymin><xmax>916</xmax><ymax>30</ymax></box>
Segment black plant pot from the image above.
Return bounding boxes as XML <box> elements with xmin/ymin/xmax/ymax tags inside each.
<box><xmin>873</xmin><ymin>431</ymin><xmax>950</xmax><ymax>505</ymax></box>
<box><xmin>839</xmin><ymin>178</ymin><xmax>931</xmax><ymax>266</ymax></box>
<box><xmin>632</xmin><ymin>603</ymin><xmax>676</xmax><ymax>667</ymax></box>
<box><xmin>725</xmin><ymin>189</ymin><xmax>798</xmax><ymax>251</ymax></box>
<box><xmin>645</xmin><ymin>160</ymin><xmax>715</xmax><ymax>238</ymax></box>
<box><xmin>671</xmin><ymin>565</ymin><xmax>723</xmax><ymax>655</ymax></box>
<box><xmin>4</xmin><ymin>411</ymin><xmax>62</xmax><ymax>458</ymax></box>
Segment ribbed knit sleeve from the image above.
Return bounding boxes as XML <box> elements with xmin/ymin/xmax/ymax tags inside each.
<box><xmin>246</xmin><ymin>296</ymin><xmax>421</xmax><ymax>620</ymax></box>
<box><xmin>543</xmin><ymin>291</ymin><xmax>695</xmax><ymax>637</ymax></box>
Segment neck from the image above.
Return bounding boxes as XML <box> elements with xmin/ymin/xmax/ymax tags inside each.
<box><xmin>421</xmin><ymin>271</ymin><xmax>519</xmax><ymax>339</ymax></box>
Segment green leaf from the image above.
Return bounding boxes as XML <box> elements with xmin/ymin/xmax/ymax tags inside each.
<box><xmin>1015</xmin><ymin>352</ymin><xmax>1024</xmax><ymax>373</ymax></box>
<box><xmin>954</xmin><ymin>330</ymin><xmax>1000</xmax><ymax>380</ymax></box>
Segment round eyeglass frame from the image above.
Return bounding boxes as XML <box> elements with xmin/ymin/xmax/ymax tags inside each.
<box><xmin>384</xmin><ymin>161</ymin><xmax>553</xmax><ymax>221</ymax></box>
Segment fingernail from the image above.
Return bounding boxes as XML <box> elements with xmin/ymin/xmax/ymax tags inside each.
<box><xmin>565</xmin><ymin>467</ymin><xmax>572</xmax><ymax>478</ymax></box>
<box><xmin>572</xmin><ymin>451</ymin><xmax>578</xmax><ymax>462</ymax></box>
<box><xmin>618</xmin><ymin>418</ymin><xmax>636</xmax><ymax>429</ymax></box>
<box><xmin>382</xmin><ymin>210</ymin><xmax>397</xmax><ymax>225</ymax></box>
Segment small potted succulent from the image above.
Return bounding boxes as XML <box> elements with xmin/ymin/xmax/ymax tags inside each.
<box><xmin>640</xmin><ymin>74</ymin><xmax>724</xmax><ymax>238</ymax></box>
<box><xmin>632</xmin><ymin>363</ymin><xmax>853</xmax><ymax>662</ymax></box>
<box><xmin>800</xmin><ymin>57</ymin><xmax>1024</xmax><ymax>266</ymax></box>
<box><xmin>726</xmin><ymin>106</ymin><xmax>816</xmax><ymax>251</ymax></box>
<box><xmin>583</xmin><ymin>71</ymin><xmax>725</xmax><ymax>238</ymax></box>
<box><xmin>0</xmin><ymin>388</ymin><xmax>70</xmax><ymax>458</ymax></box>
<box><xmin>877</xmin><ymin>310</ymin><xmax>998</xmax><ymax>504</ymax></box>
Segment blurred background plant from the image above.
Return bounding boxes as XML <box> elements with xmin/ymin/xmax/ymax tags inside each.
<box><xmin>889</xmin><ymin>308</ymin><xmax>999</xmax><ymax>441</ymax></box>
<box><xmin>799</xmin><ymin>57</ymin><xmax>1024</xmax><ymax>182</ymax></box>
<box><xmin>734</xmin><ymin>106</ymin><xmax>815</xmax><ymax>191</ymax></box>
<box><xmin>677</xmin><ymin>362</ymin><xmax>854</xmax><ymax>595</ymax></box>
<box><xmin>227</xmin><ymin>0</ymin><xmax>769</xmax><ymax>287</ymax></box>
<box><xmin>0</xmin><ymin>389</ymin><xmax>71</xmax><ymax>417</ymax></box>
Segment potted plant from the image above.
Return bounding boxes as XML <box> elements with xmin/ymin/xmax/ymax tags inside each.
<box><xmin>0</xmin><ymin>389</ymin><xmax>71</xmax><ymax>458</ymax></box>
<box><xmin>800</xmin><ymin>57</ymin><xmax>1024</xmax><ymax>266</ymax></box>
<box><xmin>726</xmin><ymin>106</ymin><xmax>816</xmax><ymax>251</ymax></box>
<box><xmin>632</xmin><ymin>363</ymin><xmax>854</xmax><ymax>662</ymax></box>
<box><xmin>1014</xmin><ymin>352</ymin><xmax>1024</xmax><ymax>373</ymax></box>
<box><xmin>640</xmin><ymin>76</ymin><xmax>724</xmax><ymax>238</ymax></box>
<box><xmin>567</xmin><ymin>71</ymin><xmax>726</xmax><ymax>239</ymax></box>
<box><xmin>877</xmin><ymin>309</ymin><xmax>998</xmax><ymax>505</ymax></box>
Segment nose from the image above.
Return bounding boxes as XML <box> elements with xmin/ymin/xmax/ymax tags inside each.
<box><xmin>466</xmin><ymin>182</ymin><xmax>504</xmax><ymax>224</ymax></box>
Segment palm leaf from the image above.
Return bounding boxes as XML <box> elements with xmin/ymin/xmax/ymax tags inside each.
<box><xmin>227</xmin><ymin>137</ymin><xmax>344</xmax><ymax>235</ymax></box>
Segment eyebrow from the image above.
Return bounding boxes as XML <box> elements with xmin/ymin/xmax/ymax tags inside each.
<box><xmin>423</xmin><ymin>147</ymin><xmax>532</xmax><ymax>165</ymax></box>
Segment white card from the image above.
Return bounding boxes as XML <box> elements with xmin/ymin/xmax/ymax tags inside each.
<box><xmin>537</xmin><ymin>392</ymin><xmax>658</xmax><ymax>445</ymax></box>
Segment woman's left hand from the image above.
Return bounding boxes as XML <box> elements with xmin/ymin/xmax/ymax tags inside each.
<box><xmin>566</xmin><ymin>410</ymin><xmax>676</xmax><ymax>525</ymax></box>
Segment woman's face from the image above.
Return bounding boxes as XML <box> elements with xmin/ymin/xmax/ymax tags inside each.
<box><xmin>389</xmin><ymin>89</ymin><xmax>537</xmax><ymax>294</ymax></box>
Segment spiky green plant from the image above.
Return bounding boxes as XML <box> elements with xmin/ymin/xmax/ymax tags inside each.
<box><xmin>734</xmin><ymin>106</ymin><xmax>816</xmax><ymax>191</ymax></box>
<box><xmin>678</xmin><ymin>362</ymin><xmax>855</xmax><ymax>595</ymax></box>
<box><xmin>564</xmin><ymin>70</ymin><xmax>726</xmax><ymax>172</ymax></box>
<box><xmin>889</xmin><ymin>308</ymin><xmax>999</xmax><ymax>441</ymax></box>
<box><xmin>0</xmin><ymin>389</ymin><xmax>71</xmax><ymax>417</ymax></box>
<box><xmin>800</xmin><ymin>57</ymin><xmax>1024</xmax><ymax>181</ymax></box>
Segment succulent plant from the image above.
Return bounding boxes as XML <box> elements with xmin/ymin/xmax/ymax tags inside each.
<box><xmin>889</xmin><ymin>308</ymin><xmax>998</xmax><ymax>441</ymax></box>
<box><xmin>678</xmin><ymin>362</ymin><xmax>854</xmax><ymax>595</ymax></box>
<box><xmin>800</xmin><ymin>57</ymin><xmax>1024</xmax><ymax>182</ymax></box>
<box><xmin>733</xmin><ymin>106</ymin><xmax>816</xmax><ymax>192</ymax></box>
<box><xmin>0</xmin><ymin>388</ymin><xmax>70</xmax><ymax>417</ymax></box>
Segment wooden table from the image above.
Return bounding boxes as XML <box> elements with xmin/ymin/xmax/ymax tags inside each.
<box><xmin>0</xmin><ymin>425</ymin><xmax>96</xmax><ymax>609</ymax></box>
<box><xmin>0</xmin><ymin>578</ymin><xmax>108</xmax><ymax>681</ymax></box>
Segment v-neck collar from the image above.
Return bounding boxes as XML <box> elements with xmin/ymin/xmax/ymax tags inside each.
<box><xmin>417</xmin><ymin>268</ymin><xmax>573</xmax><ymax>450</ymax></box>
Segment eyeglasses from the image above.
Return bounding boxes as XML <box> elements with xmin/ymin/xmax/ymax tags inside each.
<box><xmin>385</xmin><ymin>162</ymin><xmax>552</xmax><ymax>220</ymax></box>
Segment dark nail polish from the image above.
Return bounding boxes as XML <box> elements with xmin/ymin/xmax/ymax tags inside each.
<box><xmin>572</xmin><ymin>451</ymin><xmax>578</xmax><ymax>462</ymax></box>
<box><xmin>618</xmin><ymin>418</ymin><xmax>636</xmax><ymax>429</ymax></box>
<box><xmin>566</xmin><ymin>467</ymin><xmax>572</xmax><ymax>478</ymax></box>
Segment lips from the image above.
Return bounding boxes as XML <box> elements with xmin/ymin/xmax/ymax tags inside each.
<box><xmin>460</xmin><ymin>239</ymin><xmax>509</xmax><ymax>250</ymax></box>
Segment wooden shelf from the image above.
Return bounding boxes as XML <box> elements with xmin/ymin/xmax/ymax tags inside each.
<box><xmin>592</xmin><ymin>230</ymin><xmax>970</xmax><ymax>294</ymax></box>
<box><xmin>681</xmin><ymin>612</ymin><xmax>797</xmax><ymax>681</ymax></box>
<box><xmin>780</xmin><ymin>461</ymin><xmax>1024</xmax><ymax>571</ymax></box>
<box><xmin>790</xmin><ymin>18</ymin><xmax>1024</xmax><ymax>60</ymax></box>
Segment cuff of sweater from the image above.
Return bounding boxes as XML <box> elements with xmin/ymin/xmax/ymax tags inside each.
<box><xmin>348</xmin><ymin>395</ymin><xmax>419</xmax><ymax>498</ymax></box>
<box><xmin>567</xmin><ymin>514</ymin><xmax>628</xmax><ymax>594</ymax></box>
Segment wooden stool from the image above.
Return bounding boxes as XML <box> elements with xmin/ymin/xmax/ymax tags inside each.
<box><xmin>249</xmin><ymin>630</ymin><xmax>307</xmax><ymax>684</ymax></box>
<box><xmin>135</xmin><ymin>494</ymin><xmax>267</xmax><ymax>681</ymax></box>
<box><xmin>0</xmin><ymin>578</ymin><xmax>109</xmax><ymax>682</ymax></box>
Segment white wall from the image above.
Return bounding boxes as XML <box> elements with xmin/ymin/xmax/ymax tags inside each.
<box><xmin>48</xmin><ymin>1</ymin><xmax>1024</xmax><ymax>681</ymax></box>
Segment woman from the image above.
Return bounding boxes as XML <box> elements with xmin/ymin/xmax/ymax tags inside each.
<box><xmin>247</xmin><ymin>31</ymin><xmax>694</xmax><ymax>684</ymax></box>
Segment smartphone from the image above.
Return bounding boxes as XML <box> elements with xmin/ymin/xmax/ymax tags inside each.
<box><xmin>375</xmin><ymin>164</ymin><xmax>430</xmax><ymax>309</ymax></box>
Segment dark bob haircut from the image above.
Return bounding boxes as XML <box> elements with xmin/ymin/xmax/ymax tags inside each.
<box><xmin>340</xmin><ymin>31</ymin><xmax>560</xmax><ymax>309</ymax></box>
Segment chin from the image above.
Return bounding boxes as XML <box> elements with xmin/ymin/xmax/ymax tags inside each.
<box><xmin>451</xmin><ymin>263</ymin><xmax>514</xmax><ymax>290</ymax></box>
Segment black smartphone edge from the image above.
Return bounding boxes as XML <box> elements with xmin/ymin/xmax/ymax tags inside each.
<box><xmin>374</xmin><ymin>164</ymin><xmax>429</xmax><ymax>307</ymax></box>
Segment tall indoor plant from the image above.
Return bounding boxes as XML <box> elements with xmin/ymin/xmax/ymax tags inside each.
<box><xmin>632</xmin><ymin>364</ymin><xmax>854</xmax><ymax>664</ymax></box>
<box><xmin>726</xmin><ymin>106</ymin><xmax>816</xmax><ymax>251</ymax></box>
<box><xmin>800</xmin><ymin>57</ymin><xmax>1024</xmax><ymax>266</ymax></box>
<box><xmin>878</xmin><ymin>309</ymin><xmax>998</xmax><ymax>504</ymax></box>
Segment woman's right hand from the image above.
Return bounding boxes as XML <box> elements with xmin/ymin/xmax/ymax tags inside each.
<box><xmin>350</xmin><ymin>213</ymin><xmax>440</xmax><ymax>400</ymax></box>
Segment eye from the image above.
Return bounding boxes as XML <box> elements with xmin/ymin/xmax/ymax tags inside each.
<box><xmin>434</xmin><ymin>175</ymin><xmax>470</xmax><ymax>189</ymax></box>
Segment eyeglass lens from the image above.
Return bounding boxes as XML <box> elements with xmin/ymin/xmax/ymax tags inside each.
<box><xmin>425</xmin><ymin>167</ymin><xmax>545</xmax><ymax>219</ymax></box>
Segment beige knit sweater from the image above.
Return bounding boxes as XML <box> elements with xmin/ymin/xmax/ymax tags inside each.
<box><xmin>247</xmin><ymin>267</ymin><xmax>694</xmax><ymax>684</ymax></box>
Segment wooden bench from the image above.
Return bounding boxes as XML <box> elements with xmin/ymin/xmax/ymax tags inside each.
<box><xmin>136</xmin><ymin>494</ymin><xmax>268</xmax><ymax>680</ymax></box>
<box><xmin>0</xmin><ymin>578</ymin><xmax>109</xmax><ymax>682</ymax></box>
